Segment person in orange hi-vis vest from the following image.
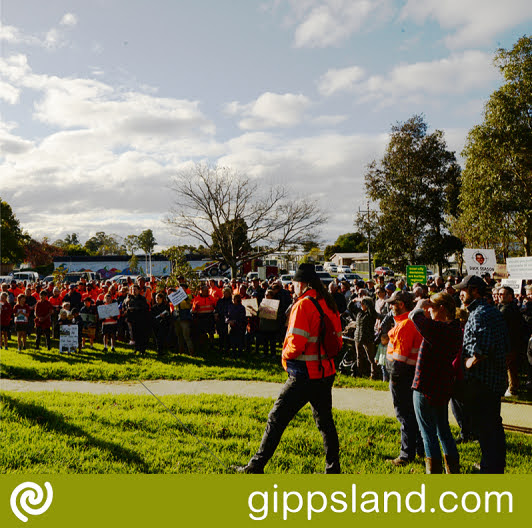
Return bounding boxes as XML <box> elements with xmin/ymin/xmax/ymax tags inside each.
<box><xmin>234</xmin><ymin>263</ymin><xmax>342</xmax><ymax>474</ymax></box>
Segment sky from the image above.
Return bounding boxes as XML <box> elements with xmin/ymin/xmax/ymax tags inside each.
<box><xmin>1</xmin><ymin>0</ymin><xmax>531</xmax><ymax>253</ymax></box>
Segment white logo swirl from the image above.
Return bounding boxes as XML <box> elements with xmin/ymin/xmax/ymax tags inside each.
<box><xmin>10</xmin><ymin>482</ymin><xmax>53</xmax><ymax>523</ymax></box>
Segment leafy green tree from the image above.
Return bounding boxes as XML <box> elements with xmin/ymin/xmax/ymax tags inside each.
<box><xmin>123</xmin><ymin>235</ymin><xmax>139</xmax><ymax>255</ymax></box>
<box><xmin>363</xmin><ymin>115</ymin><xmax>461</xmax><ymax>273</ymax></box>
<box><xmin>137</xmin><ymin>229</ymin><xmax>157</xmax><ymax>275</ymax></box>
<box><xmin>163</xmin><ymin>246</ymin><xmax>199</xmax><ymax>291</ymax></box>
<box><xmin>324</xmin><ymin>232</ymin><xmax>367</xmax><ymax>261</ymax></box>
<box><xmin>455</xmin><ymin>35</ymin><xmax>532</xmax><ymax>257</ymax></box>
<box><xmin>0</xmin><ymin>198</ymin><xmax>29</xmax><ymax>263</ymax></box>
<box><xmin>84</xmin><ymin>232</ymin><xmax>126</xmax><ymax>256</ymax></box>
<box><xmin>62</xmin><ymin>244</ymin><xmax>91</xmax><ymax>257</ymax></box>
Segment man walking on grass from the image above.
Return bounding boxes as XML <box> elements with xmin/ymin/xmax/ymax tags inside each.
<box><xmin>234</xmin><ymin>264</ymin><xmax>342</xmax><ymax>474</ymax></box>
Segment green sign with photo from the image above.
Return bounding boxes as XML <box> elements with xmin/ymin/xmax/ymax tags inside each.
<box><xmin>406</xmin><ymin>265</ymin><xmax>427</xmax><ymax>286</ymax></box>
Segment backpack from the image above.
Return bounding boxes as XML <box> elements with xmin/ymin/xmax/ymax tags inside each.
<box><xmin>307</xmin><ymin>297</ymin><xmax>342</xmax><ymax>359</ymax></box>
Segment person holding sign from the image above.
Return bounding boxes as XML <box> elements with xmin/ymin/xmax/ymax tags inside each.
<box><xmin>151</xmin><ymin>292</ymin><xmax>171</xmax><ymax>356</ymax></box>
<box><xmin>100</xmin><ymin>293</ymin><xmax>119</xmax><ymax>353</ymax></box>
<box><xmin>256</xmin><ymin>289</ymin><xmax>281</xmax><ymax>357</ymax></box>
<box><xmin>13</xmin><ymin>294</ymin><xmax>31</xmax><ymax>351</ymax></box>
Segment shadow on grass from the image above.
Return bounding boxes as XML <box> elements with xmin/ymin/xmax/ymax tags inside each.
<box><xmin>1</xmin><ymin>394</ymin><xmax>151</xmax><ymax>472</ymax></box>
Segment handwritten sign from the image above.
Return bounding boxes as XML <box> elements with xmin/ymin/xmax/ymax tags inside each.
<box><xmin>168</xmin><ymin>288</ymin><xmax>188</xmax><ymax>307</ymax></box>
<box><xmin>258</xmin><ymin>298</ymin><xmax>280</xmax><ymax>320</ymax></box>
<box><xmin>97</xmin><ymin>303</ymin><xmax>120</xmax><ymax>319</ymax></box>
<box><xmin>242</xmin><ymin>298</ymin><xmax>258</xmax><ymax>317</ymax></box>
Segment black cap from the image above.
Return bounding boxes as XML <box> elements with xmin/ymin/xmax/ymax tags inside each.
<box><xmin>384</xmin><ymin>290</ymin><xmax>414</xmax><ymax>305</ymax></box>
<box><xmin>454</xmin><ymin>274</ymin><xmax>486</xmax><ymax>293</ymax></box>
<box><xmin>292</xmin><ymin>263</ymin><xmax>318</xmax><ymax>283</ymax></box>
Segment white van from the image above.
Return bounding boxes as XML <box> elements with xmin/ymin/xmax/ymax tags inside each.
<box><xmin>10</xmin><ymin>271</ymin><xmax>40</xmax><ymax>283</ymax></box>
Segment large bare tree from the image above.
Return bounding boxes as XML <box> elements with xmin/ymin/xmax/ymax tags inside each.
<box><xmin>166</xmin><ymin>164</ymin><xmax>326</xmax><ymax>277</ymax></box>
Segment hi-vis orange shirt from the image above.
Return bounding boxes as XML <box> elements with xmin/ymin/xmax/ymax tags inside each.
<box><xmin>387</xmin><ymin>311</ymin><xmax>422</xmax><ymax>366</ymax></box>
<box><xmin>282</xmin><ymin>289</ymin><xmax>342</xmax><ymax>379</ymax></box>
<box><xmin>192</xmin><ymin>294</ymin><xmax>216</xmax><ymax>314</ymax></box>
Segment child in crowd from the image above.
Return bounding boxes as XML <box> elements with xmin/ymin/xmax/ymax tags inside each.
<box><xmin>13</xmin><ymin>294</ymin><xmax>31</xmax><ymax>351</ymax></box>
<box><xmin>101</xmin><ymin>293</ymin><xmax>118</xmax><ymax>353</ymax></box>
<box><xmin>0</xmin><ymin>292</ymin><xmax>13</xmax><ymax>349</ymax></box>
<box><xmin>70</xmin><ymin>308</ymin><xmax>83</xmax><ymax>353</ymax></box>
<box><xmin>374</xmin><ymin>332</ymin><xmax>390</xmax><ymax>382</ymax></box>
<box><xmin>80</xmin><ymin>297</ymin><xmax>97</xmax><ymax>349</ymax></box>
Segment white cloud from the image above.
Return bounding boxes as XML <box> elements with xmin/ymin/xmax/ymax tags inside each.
<box><xmin>311</xmin><ymin>114</ymin><xmax>348</xmax><ymax>126</ymax></box>
<box><xmin>0</xmin><ymin>80</ymin><xmax>20</xmax><ymax>104</ymax></box>
<box><xmin>315</xmin><ymin>51</ymin><xmax>499</xmax><ymax>106</ymax></box>
<box><xmin>401</xmin><ymin>0</ymin><xmax>532</xmax><ymax>48</ymax></box>
<box><xmin>225</xmin><ymin>92</ymin><xmax>311</xmax><ymax>130</ymax></box>
<box><xmin>274</xmin><ymin>0</ymin><xmax>393</xmax><ymax>48</ymax></box>
<box><xmin>317</xmin><ymin>65</ymin><xmax>365</xmax><ymax>96</ymax></box>
<box><xmin>60</xmin><ymin>13</ymin><xmax>78</xmax><ymax>28</ymax></box>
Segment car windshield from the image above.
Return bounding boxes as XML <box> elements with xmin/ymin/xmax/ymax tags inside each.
<box><xmin>317</xmin><ymin>272</ymin><xmax>332</xmax><ymax>278</ymax></box>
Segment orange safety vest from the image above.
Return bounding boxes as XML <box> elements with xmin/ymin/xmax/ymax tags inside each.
<box><xmin>192</xmin><ymin>294</ymin><xmax>216</xmax><ymax>314</ymax></box>
<box><xmin>282</xmin><ymin>289</ymin><xmax>342</xmax><ymax>379</ymax></box>
<box><xmin>386</xmin><ymin>311</ymin><xmax>422</xmax><ymax>366</ymax></box>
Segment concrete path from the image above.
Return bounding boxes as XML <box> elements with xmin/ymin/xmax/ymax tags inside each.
<box><xmin>2</xmin><ymin>378</ymin><xmax>532</xmax><ymax>434</ymax></box>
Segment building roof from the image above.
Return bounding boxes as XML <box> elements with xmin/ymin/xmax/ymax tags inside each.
<box><xmin>331</xmin><ymin>253</ymin><xmax>369</xmax><ymax>259</ymax></box>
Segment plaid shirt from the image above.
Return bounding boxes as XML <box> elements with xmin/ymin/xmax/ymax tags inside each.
<box><xmin>462</xmin><ymin>298</ymin><xmax>509</xmax><ymax>396</ymax></box>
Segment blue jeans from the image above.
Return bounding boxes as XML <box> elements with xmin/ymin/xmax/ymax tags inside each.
<box><xmin>413</xmin><ymin>390</ymin><xmax>459</xmax><ymax>461</ymax></box>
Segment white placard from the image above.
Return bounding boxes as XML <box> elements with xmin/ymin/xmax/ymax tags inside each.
<box><xmin>463</xmin><ymin>248</ymin><xmax>497</xmax><ymax>276</ymax></box>
<box><xmin>500</xmin><ymin>279</ymin><xmax>523</xmax><ymax>294</ymax></box>
<box><xmin>168</xmin><ymin>287</ymin><xmax>188</xmax><ymax>307</ymax></box>
<box><xmin>97</xmin><ymin>303</ymin><xmax>120</xmax><ymax>319</ymax></box>
<box><xmin>241</xmin><ymin>298</ymin><xmax>258</xmax><ymax>317</ymax></box>
<box><xmin>506</xmin><ymin>257</ymin><xmax>532</xmax><ymax>280</ymax></box>
<box><xmin>59</xmin><ymin>324</ymin><xmax>78</xmax><ymax>353</ymax></box>
<box><xmin>258</xmin><ymin>298</ymin><xmax>280</xmax><ymax>320</ymax></box>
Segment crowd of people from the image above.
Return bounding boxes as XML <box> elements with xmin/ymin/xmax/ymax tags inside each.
<box><xmin>1</xmin><ymin>267</ymin><xmax>531</xmax><ymax>474</ymax></box>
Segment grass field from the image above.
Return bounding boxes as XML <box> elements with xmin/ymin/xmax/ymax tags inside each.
<box><xmin>0</xmin><ymin>338</ymin><xmax>389</xmax><ymax>391</ymax></box>
<box><xmin>2</xmin><ymin>391</ymin><xmax>531</xmax><ymax>474</ymax></box>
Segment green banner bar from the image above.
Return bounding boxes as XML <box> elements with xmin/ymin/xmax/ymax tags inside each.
<box><xmin>1</xmin><ymin>475</ymin><xmax>528</xmax><ymax>527</ymax></box>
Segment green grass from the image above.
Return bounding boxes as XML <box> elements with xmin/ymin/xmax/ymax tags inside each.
<box><xmin>2</xmin><ymin>391</ymin><xmax>531</xmax><ymax>474</ymax></box>
<box><xmin>0</xmin><ymin>338</ymin><xmax>389</xmax><ymax>390</ymax></box>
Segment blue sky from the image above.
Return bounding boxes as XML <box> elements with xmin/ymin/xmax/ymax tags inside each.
<box><xmin>1</xmin><ymin>0</ymin><xmax>531</xmax><ymax>250</ymax></box>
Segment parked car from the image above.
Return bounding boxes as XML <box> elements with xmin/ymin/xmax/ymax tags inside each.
<box><xmin>328</xmin><ymin>264</ymin><xmax>338</xmax><ymax>273</ymax></box>
<box><xmin>314</xmin><ymin>265</ymin><xmax>324</xmax><ymax>272</ymax></box>
<box><xmin>63</xmin><ymin>271</ymin><xmax>100</xmax><ymax>283</ymax></box>
<box><xmin>337</xmin><ymin>273</ymin><xmax>363</xmax><ymax>282</ymax></box>
<box><xmin>280</xmin><ymin>274</ymin><xmax>293</xmax><ymax>287</ymax></box>
<box><xmin>374</xmin><ymin>266</ymin><xmax>395</xmax><ymax>277</ymax></box>
<box><xmin>316</xmin><ymin>271</ymin><xmax>334</xmax><ymax>286</ymax></box>
<box><xmin>0</xmin><ymin>275</ymin><xmax>13</xmax><ymax>284</ymax></box>
<box><xmin>337</xmin><ymin>265</ymin><xmax>351</xmax><ymax>273</ymax></box>
<box><xmin>42</xmin><ymin>275</ymin><xmax>55</xmax><ymax>283</ymax></box>
<box><xmin>246</xmin><ymin>272</ymin><xmax>259</xmax><ymax>281</ymax></box>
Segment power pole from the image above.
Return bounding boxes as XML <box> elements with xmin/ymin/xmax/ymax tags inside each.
<box><xmin>358</xmin><ymin>201</ymin><xmax>374</xmax><ymax>279</ymax></box>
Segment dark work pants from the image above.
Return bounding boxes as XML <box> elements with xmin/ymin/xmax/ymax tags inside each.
<box><xmin>389</xmin><ymin>363</ymin><xmax>424</xmax><ymax>460</ymax></box>
<box><xmin>35</xmin><ymin>326</ymin><xmax>51</xmax><ymax>349</ymax></box>
<box><xmin>248</xmin><ymin>374</ymin><xmax>340</xmax><ymax>473</ymax></box>
<box><xmin>463</xmin><ymin>379</ymin><xmax>506</xmax><ymax>473</ymax></box>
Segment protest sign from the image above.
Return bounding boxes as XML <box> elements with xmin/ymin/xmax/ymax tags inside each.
<box><xmin>97</xmin><ymin>303</ymin><xmax>120</xmax><ymax>319</ymax></box>
<box><xmin>168</xmin><ymin>287</ymin><xmax>188</xmax><ymax>307</ymax></box>
<box><xmin>241</xmin><ymin>298</ymin><xmax>258</xmax><ymax>317</ymax></box>
<box><xmin>506</xmin><ymin>256</ymin><xmax>532</xmax><ymax>280</ymax></box>
<box><xmin>59</xmin><ymin>325</ymin><xmax>78</xmax><ymax>353</ymax></box>
<box><xmin>501</xmin><ymin>278</ymin><xmax>523</xmax><ymax>294</ymax></box>
<box><xmin>258</xmin><ymin>298</ymin><xmax>280</xmax><ymax>320</ymax></box>
<box><xmin>406</xmin><ymin>265</ymin><xmax>427</xmax><ymax>286</ymax></box>
<box><xmin>80</xmin><ymin>313</ymin><xmax>97</xmax><ymax>324</ymax></box>
<box><xmin>463</xmin><ymin>248</ymin><xmax>496</xmax><ymax>276</ymax></box>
